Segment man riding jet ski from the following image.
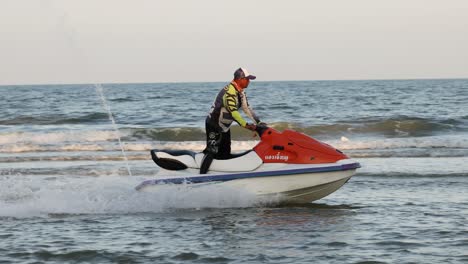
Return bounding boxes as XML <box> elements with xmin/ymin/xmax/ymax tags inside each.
<box><xmin>200</xmin><ymin>67</ymin><xmax>263</xmax><ymax>174</ymax></box>
<box><xmin>137</xmin><ymin>68</ymin><xmax>359</xmax><ymax>203</ymax></box>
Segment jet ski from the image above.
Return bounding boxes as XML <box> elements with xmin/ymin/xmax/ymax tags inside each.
<box><xmin>136</xmin><ymin>125</ymin><xmax>360</xmax><ymax>204</ymax></box>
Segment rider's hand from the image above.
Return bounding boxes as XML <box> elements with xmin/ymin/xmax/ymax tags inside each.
<box><xmin>257</xmin><ymin>121</ymin><xmax>267</xmax><ymax>127</ymax></box>
<box><xmin>245</xmin><ymin>123</ymin><xmax>257</xmax><ymax>131</ymax></box>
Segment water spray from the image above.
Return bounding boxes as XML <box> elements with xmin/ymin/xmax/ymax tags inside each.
<box><xmin>95</xmin><ymin>84</ymin><xmax>132</xmax><ymax>177</ymax></box>
<box><xmin>44</xmin><ymin>2</ymin><xmax>133</xmax><ymax>176</ymax></box>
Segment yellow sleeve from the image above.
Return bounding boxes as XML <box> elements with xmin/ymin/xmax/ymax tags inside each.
<box><xmin>223</xmin><ymin>85</ymin><xmax>247</xmax><ymax>127</ymax></box>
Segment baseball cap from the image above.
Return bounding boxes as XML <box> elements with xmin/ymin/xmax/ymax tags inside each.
<box><xmin>234</xmin><ymin>68</ymin><xmax>256</xmax><ymax>80</ymax></box>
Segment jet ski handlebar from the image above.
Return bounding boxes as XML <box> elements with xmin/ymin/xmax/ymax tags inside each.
<box><xmin>255</xmin><ymin>123</ymin><xmax>269</xmax><ymax>136</ymax></box>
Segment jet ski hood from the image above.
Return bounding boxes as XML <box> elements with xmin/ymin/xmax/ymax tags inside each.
<box><xmin>254</xmin><ymin>128</ymin><xmax>348</xmax><ymax>164</ymax></box>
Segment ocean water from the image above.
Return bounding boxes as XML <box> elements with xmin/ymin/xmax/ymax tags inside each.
<box><xmin>1</xmin><ymin>79</ymin><xmax>467</xmax><ymax>263</ymax></box>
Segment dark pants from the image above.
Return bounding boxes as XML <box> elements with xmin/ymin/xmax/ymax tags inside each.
<box><xmin>200</xmin><ymin>120</ymin><xmax>231</xmax><ymax>174</ymax></box>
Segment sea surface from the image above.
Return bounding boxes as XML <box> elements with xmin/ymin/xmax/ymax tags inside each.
<box><xmin>1</xmin><ymin>79</ymin><xmax>467</xmax><ymax>263</ymax></box>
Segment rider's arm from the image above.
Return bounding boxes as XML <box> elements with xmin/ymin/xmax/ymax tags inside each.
<box><xmin>223</xmin><ymin>85</ymin><xmax>248</xmax><ymax>127</ymax></box>
<box><xmin>240</xmin><ymin>91</ymin><xmax>261</xmax><ymax>124</ymax></box>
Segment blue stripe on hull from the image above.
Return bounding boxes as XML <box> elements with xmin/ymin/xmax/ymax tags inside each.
<box><xmin>136</xmin><ymin>162</ymin><xmax>361</xmax><ymax>190</ymax></box>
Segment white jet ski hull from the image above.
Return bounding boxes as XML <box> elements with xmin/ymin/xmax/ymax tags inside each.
<box><xmin>222</xmin><ymin>169</ymin><xmax>354</xmax><ymax>203</ymax></box>
<box><xmin>136</xmin><ymin>159</ymin><xmax>359</xmax><ymax>204</ymax></box>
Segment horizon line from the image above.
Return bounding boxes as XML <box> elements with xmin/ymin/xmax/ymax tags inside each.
<box><xmin>1</xmin><ymin>77</ymin><xmax>467</xmax><ymax>87</ymax></box>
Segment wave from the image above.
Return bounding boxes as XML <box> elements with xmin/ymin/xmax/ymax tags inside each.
<box><xmin>121</xmin><ymin>117</ymin><xmax>466</xmax><ymax>141</ymax></box>
<box><xmin>356</xmin><ymin>156</ymin><xmax>468</xmax><ymax>177</ymax></box>
<box><xmin>357</xmin><ymin>172</ymin><xmax>468</xmax><ymax>178</ymax></box>
<box><xmin>0</xmin><ymin>130</ymin><xmax>123</xmax><ymax>145</ymax></box>
<box><xmin>329</xmin><ymin>135</ymin><xmax>468</xmax><ymax>150</ymax></box>
<box><xmin>1</xmin><ymin>113</ymin><xmax>466</xmax><ymax>137</ymax></box>
<box><xmin>0</xmin><ymin>154</ymin><xmax>148</xmax><ymax>163</ymax></box>
<box><xmin>0</xmin><ymin>113</ymin><xmax>110</xmax><ymax>125</ymax></box>
<box><xmin>298</xmin><ymin>116</ymin><xmax>464</xmax><ymax>137</ymax></box>
<box><xmin>0</xmin><ymin>141</ymin><xmax>254</xmax><ymax>156</ymax></box>
<box><xmin>1</xmin><ymin>143</ymin><xmax>467</xmax><ymax>166</ymax></box>
<box><xmin>109</xmin><ymin>97</ymin><xmax>136</xmax><ymax>102</ymax></box>
<box><xmin>127</xmin><ymin>127</ymin><xmax>205</xmax><ymax>141</ymax></box>
<box><xmin>1</xmin><ymin>130</ymin><xmax>467</xmax><ymax>159</ymax></box>
<box><xmin>1</xmin><ymin>115</ymin><xmax>467</xmax><ymax>160</ymax></box>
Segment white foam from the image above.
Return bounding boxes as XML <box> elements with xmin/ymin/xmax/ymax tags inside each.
<box><xmin>357</xmin><ymin>157</ymin><xmax>468</xmax><ymax>175</ymax></box>
<box><xmin>0</xmin><ymin>130</ymin><xmax>123</xmax><ymax>145</ymax></box>
<box><xmin>155</xmin><ymin>140</ymin><xmax>257</xmax><ymax>152</ymax></box>
<box><xmin>327</xmin><ymin>135</ymin><xmax>468</xmax><ymax>150</ymax></box>
<box><xmin>0</xmin><ymin>174</ymin><xmax>266</xmax><ymax>218</ymax></box>
<box><xmin>0</xmin><ymin>140</ymin><xmax>258</xmax><ymax>154</ymax></box>
<box><xmin>2</xmin><ymin>132</ymin><xmax>467</xmax><ymax>158</ymax></box>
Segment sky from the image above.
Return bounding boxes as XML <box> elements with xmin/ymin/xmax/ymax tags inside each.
<box><xmin>1</xmin><ymin>0</ymin><xmax>467</xmax><ymax>85</ymax></box>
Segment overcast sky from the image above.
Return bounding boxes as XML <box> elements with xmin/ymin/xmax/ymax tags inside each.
<box><xmin>1</xmin><ymin>0</ymin><xmax>467</xmax><ymax>85</ymax></box>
